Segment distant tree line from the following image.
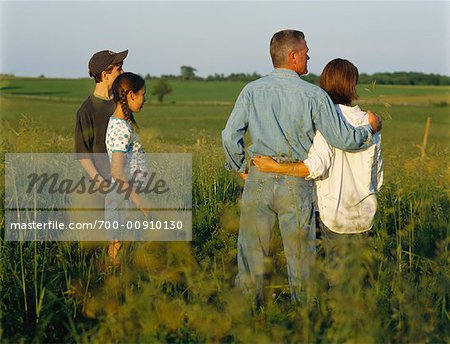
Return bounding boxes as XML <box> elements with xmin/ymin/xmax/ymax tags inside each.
<box><xmin>2</xmin><ymin>69</ymin><xmax>449</xmax><ymax>86</ymax></box>
<box><xmin>142</xmin><ymin>67</ymin><xmax>450</xmax><ymax>85</ymax></box>
<box><xmin>204</xmin><ymin>72</ymin><xmax>263</xmax><ymax>82</ymax></box>
<box><xmin>359</xmin><ymin>72</ymin><xmax>450</xmax><ymax>86</ymax></box>
<box><xmin>299</xmin><ymin>72</ymin><xmax>450</xmax><ymax>86</ymax></box>
<box><xmin>144</xmin><ymin>69</ymin><xmax>262</xmax><ymax>82</ymax></box>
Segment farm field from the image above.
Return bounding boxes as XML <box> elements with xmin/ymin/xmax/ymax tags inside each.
<box><xmin>1</xmin><ymin>78</ymin><xmax>449</xmax><ymax>149</ymax></box>
<box><xmin>0</xmin><ymin>78</ymin><xmax>449</xmax><ymax>342</ymax></box>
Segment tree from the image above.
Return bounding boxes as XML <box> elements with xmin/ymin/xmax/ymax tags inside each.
<box><xmin>151</xmin><ymin>79</ymin><xmax>173</xmax><ymax>103</ymax></box>
<box><xmin>180</xmin><ymin>65</ymin><xmax>197</xmax><ymax>80</ymax></box>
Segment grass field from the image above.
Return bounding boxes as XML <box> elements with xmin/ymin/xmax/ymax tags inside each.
<box><xmin>0</xmin><ymin>77</ymin><xmax>449</xmax><ymax>342</ymax></box>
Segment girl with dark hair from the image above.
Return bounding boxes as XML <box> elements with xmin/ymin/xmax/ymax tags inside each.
<box><xmin>105</xmin><ymin>72</ymin><xmax>148</xmax><ymax>261</ymax></box>
<box><xmin>253</xmin><ymin>59</ymin><xmax>383</xmax><ymax>236</ymax></box>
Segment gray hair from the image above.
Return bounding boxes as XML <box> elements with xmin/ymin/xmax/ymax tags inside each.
<box><xmin>270</xmin><ymin>30</ymin><xmax>305</xmax><ymax>67</ymax></box>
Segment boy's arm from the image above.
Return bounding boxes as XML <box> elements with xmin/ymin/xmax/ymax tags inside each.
<box><xmin>75</xmin><ymin>107</ymin><xmax>103</xmax><ymax>182</ymax></box>
<box><xmin>110</xmin><ymin>152</ymin><xmax>149</xmax><ymax>216</ymax></box>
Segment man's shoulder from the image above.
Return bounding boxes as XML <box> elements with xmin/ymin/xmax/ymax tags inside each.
<box><xmin>299</xmin><ymin>78</ymin><xmax>326</xmax><ymax>94</ymax></box>
<box><xmin>240</xmin><ymin>74</ymin><xmax>280</xmax><ymax>94</ymax></box>
<box><xmin>246</xmin><ymin>73</ymin><xmax>275</xmax><ymax>85</ymax></box>
<box><xmin>243</xmin><ymin>73</ymin><xmax>329</xmax><ymax>99</ymax></box>
<box><xmin>291</xmin><ymin>78</ymin><xmax>330</xmax><ymax>101</ymax></box>
<box><xmin>241</xmin><ymin>76</ymin><xmax>267</xmax><ymax>91</ymax></box>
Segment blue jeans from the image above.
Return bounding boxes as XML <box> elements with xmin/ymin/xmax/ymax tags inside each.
<box><xmin>236</xmin><ymin>165</ymin><xmax>316</xmax><ymax>303</ymax></box>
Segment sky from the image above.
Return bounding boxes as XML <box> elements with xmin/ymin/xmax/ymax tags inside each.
<box><xmin>1</xmin><ymin>1</ymin><xmax>449</xmax><ymax>78</ymax></box>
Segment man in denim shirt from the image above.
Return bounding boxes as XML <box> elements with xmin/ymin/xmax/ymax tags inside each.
<box><xmin>222</xmin><ymin>30</ymin><xmax>382</xmax><ymax>304</ymax></box>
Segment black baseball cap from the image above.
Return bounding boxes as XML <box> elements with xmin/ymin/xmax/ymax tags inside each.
<box><xmin>88</xmin><ymin>49</ymin><xmax>128</xmax><ymax>76</ymax></box>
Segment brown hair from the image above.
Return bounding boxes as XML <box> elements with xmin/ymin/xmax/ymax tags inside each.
<box><xmin>320</xmin><ymin>58</ymin><xmax>359</xmax><ymax>106</ymax></box>
<box><xmin>270</xmin><ymin>30</ymin><xmax>305</xmax><ymax>67</ymax></box>
<box><xmin>91</xmin><ymin>61</ymin><xmax>123</xmax><ymax>83</ymax></box>
<box><xmin>112</xmin><ymin>72</ymin><xmax>145</xmax><ymax>132</ymax></box>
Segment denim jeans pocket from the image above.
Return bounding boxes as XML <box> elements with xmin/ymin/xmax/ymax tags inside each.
<box><xmin>242</xmin><ymin>179</ymin><xmax>267</xmax><ymax>205</ymax></box>
<box><xmin>285</xmin><ymin>178</ymin><xmax>313</xmax><ymax>209</ymax></box>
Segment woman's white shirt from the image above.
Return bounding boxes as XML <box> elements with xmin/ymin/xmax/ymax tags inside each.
<box><xmin>304</xmin><ymin>104</ymin><xmax>383</xmax><ymax>234</ymax></box>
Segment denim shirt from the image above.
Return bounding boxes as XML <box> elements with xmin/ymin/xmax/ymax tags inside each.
<box><xmin>221</xmin><ymin>68</ymin><xmax>373</xmax><ymax>173</ymax></box>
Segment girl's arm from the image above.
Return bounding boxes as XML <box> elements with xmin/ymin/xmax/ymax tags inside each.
<box><xmin>303</xmin><ymin>130</ymin><xmax>334</xmax><ymax>180</ymax></box>
<box><xmin>252</xmin><ymin>131</ymin><xmax>334</xmax><ymax>179</ymax></box>
<box><xmin>252</xmin><ymin>156</ymin><xmax>310</xmax><ymax>177</ymax></box>
<box><xmin>111</xmin><ymin>152</ymin><xmax>150</xmax><ymax>216</ymax></box>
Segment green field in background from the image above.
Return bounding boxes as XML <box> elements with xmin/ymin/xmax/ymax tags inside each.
<box><xmin>0</xmin><ymin>78</ymin><xmax>247</xmax><ymax>103</ymax></box>
<box><xmin>1</xmin><ymin>78</ymin><xmax>449</xmax><ymax>155</ymax></box>
<box><xmin>2</xmin><ymin>77</ymin><xmax>449</xmax><ymax>102</ymax></box>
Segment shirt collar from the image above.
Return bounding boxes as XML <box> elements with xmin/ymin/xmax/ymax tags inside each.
<box><xmin>271</xmin><ymin>68</ymin><xmax>301</xmax><ymax>78</ymax></box>
<box><xmin>338</xmin><ymin>104</ymin><xmax>362</xmax><ymax>113</ymax></box>
<box><xmin>92</xmin><ymin>93</ymin><xmax>113</xmax><ymax>102</ymax></box>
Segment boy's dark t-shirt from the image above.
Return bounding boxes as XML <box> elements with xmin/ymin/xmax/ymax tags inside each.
<box><xmin>75</xmin><ymin>94</ymin><xmax>115</xmax><ymax>180</ymax></box>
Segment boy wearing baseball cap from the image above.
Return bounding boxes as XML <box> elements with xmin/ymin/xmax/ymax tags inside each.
<box><xmin>73</xmin><ymin>50</ymin><xmax>127</xmax><ymax>257</ymax></box>
<box><xmin>75</xmin><ymin>49</ymin><xmax>128</xmax><ymax>183</ymax></box>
